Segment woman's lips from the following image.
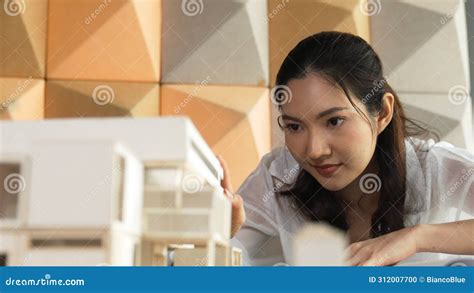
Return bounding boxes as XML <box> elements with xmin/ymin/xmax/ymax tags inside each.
<box><xmin>312</xmin><ymin>163</ymin><xmax>343</xmax><ymax>177</ymax></box>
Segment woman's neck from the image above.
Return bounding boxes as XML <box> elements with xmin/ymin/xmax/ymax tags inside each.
<box><xmin>333</xmin><ymin>156</ymin><xmax>380</xmax><ymax>214</ymax></box>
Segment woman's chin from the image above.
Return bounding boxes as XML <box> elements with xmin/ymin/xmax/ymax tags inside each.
<box><xmin>320</xmin><ymin>181</ymin><xmax>346</xmax><ymax>192</ymax></box>
<box><xmin>311</xmin><ymin>174</ymin><xmax>348</xmax><ymax>191</ymax></box>
<box><xmin>316</xmin><ymin>177</ymin><xmax>347</xmax><ymax>191</ymax></box>
<box><xmin>307</xmin><ymin>169</ymin><xmax>350</xmax><ymax>191</ymax></box>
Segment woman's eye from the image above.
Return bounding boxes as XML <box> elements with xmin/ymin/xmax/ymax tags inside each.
<box><xmin>285</xmin><ymin>123</ymin><xmax>302</xmax><ymax>133</ymax></box>
<box><xmin>327</xmin><ymin>117</ymin><xmax>345</xmax><ymax>127</ymax></box>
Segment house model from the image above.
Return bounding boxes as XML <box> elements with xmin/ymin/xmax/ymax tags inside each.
<box><xmin>0</xmin><ymin>117</ymin><xmax>241</xmax><ymax>266</ymax></box>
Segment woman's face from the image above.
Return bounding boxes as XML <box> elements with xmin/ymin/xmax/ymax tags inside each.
<box><xmin>280</xmin><ymin>74</ymin><xmax>377</xmax><ymax>191</ymax></box>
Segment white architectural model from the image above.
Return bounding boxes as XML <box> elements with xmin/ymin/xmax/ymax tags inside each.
<box><xmin>0</xmin><ymin>117</ymin><xmax>241</xmax><ymax>266</ymax></box>
<box><xmin>173</xmin><ymin>245</ymin><xmax>242</xmax><ymax>266</ymax></box>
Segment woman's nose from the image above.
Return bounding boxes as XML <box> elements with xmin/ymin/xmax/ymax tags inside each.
<box><xmin>306</xmin><ymin>133</ymin><xmax>331</xmax><ymax>160</ymax></box>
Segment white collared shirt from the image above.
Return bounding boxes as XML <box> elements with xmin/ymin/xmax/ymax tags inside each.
<box><xmin>231</xmin><ymin>137</ymin><xmax>474</xmax><ymax>266</ymax></box>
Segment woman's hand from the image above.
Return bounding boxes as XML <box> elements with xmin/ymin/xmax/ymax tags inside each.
<box><xmin>345</xmin><ymin>226</ymin><xmax>419</xmax><ymax>266</ymax></box>
<box><xmin>217</xmin><ymin>155</ymin><xmax>246</xmax><ymax>238</ymax></box>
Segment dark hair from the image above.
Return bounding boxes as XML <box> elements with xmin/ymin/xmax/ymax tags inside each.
<box><xmin>276</xmin><ymin>31</ymin><xmax>436</xmax><ymax>238</ymax></box>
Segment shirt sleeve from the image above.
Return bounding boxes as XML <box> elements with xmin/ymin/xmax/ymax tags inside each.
<box><xmin>421</xmin><ymin>141</ymin><xmax>474</xmax><ymax>224</ymax></box>
<box><xmin>230</xmin><ymin>152</ymin><xmax>285</xmax><ymax>266</ymax></box>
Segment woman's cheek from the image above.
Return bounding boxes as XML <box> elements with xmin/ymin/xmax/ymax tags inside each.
<box><xmin>333</xmin><ymin>126</ymin><xmax>373</xmax><ymax>171</ymax></box>
<box><xmin>285</xmin><ymin>135</ymin><xmax>307</xmax><ymax>158</ymax></box>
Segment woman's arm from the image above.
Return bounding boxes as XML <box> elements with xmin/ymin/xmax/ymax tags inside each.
<box><xmin>346</xmin><ymin>219</ymin><xmax>474</xmax><ymax>266</ymax></box>
<box><xmin>415</xmin><ymin>219</ymin><xmax>474</xmax><ymax>255</ymax></box>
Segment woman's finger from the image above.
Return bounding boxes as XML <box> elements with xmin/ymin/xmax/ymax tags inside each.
<box><xmin>345</xmin><ymin>242</ymin><xmax>364</xmax><ymax>264</ymax></box>
<box><xmin>230</xmin><ymin>193</ymin><xmax>246</xmax><ymax>237</ymax></box>
<box><xmin>217</xmin><ymin>155</ymin><xmax>234</xmax><ymax>193</ymax></box>
<box><xmin>232</xmin><ymin>193</ymin><xmax>244</xmax><ymax>209</ymax></box>
<box><xmin>360</xmin><ymin>257</ymin><xmax>378</xmax><ymax>266</ymax></box>
<box><xmin>216</xmin><ymin>155</ymin><xmax>245</xmax><ymax>237</ymax></box>
<box><xmin>223</xmin><ymin>188</ymin><xmax>234</xmax><ymax>201</ymax></box>
<box><xmin>347</xmin><ymin>242</ymin><xmax>363</xmax><ymax>257</ymax></box>
<box><xmin>346</xmin><ymin>246</ymin><xmax>368</xmax><ymax>266</ymax></box>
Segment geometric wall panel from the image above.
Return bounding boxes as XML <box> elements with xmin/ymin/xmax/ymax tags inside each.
<box><xmin>0</xmin><ymin>77</ymin><xmax>45</xmax><ymax>120</ymax></box>
<box><xmin>45</xmin><ymin>80</ymin><xmax>159</xmax><ymax>118</ymax></box>
<box><xmin>400</xmin><ymin>92</ymin><xmax>473</xmax><ymax>151</ymax></box>
<box><xmin>0</xmin><ymin>0</ymin><xmax>48</xmax><ymax>78</ymax></box>
<box><xmin>161</xmin><ymin>85</ymin><xmax>270</xmax><ymax>188</ymax></box>
<box><xmin>46</xmin><ymin>0</ymin><xmax>161</xmax><ymax>82</ymax></box>
<box><xmin>372</xmin><ymin>0</ymin><xmax>470</xmax><ymax>93</ymax></box>
<box><xmin>373</xmin><ymin>0</ymin><xmax>473</xmax><ymax>150</ymax></box>
<box><xmin>268</xmin><ymin>0</ymin><xmax>370</xmax><ymax>86</ymax></box>
<box><xmin>162</xmin><ymin>0</ymin><xmax>269</xmax><ymax>86</ymax></box>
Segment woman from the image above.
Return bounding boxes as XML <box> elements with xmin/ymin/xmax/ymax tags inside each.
<box><xmin>219</xmin><ymin>31</ymin><xmax>474</xmax><ymax>266</ymax></box>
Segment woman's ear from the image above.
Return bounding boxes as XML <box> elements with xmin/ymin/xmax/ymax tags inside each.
<box><xmin>376</xmin><ymin>93</ymin><xmax>394</xmax><ymax>135</ymax></box>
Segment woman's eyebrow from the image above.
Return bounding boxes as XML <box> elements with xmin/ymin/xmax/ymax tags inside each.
<box><xmin>316</xmin><ymin>107</ymin><xmax>349</xmax><ymax>119</ymax></box>
<box><xmin>281</xmin><ymin>107</ymin><xmax>349</xmax><ymax>122</ymax></box>
<box><xmin>281</xmin><ymin>114</ymin><xmax>301</xmax><ymax>121</ymax></box>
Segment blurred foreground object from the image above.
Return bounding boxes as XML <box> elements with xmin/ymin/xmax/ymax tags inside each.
<box><xmin>292</xmin><ymin>223</ymin><xmax>349</xmax><ymax>266</ymax></box>
<box><xmin>0</xmin><ymin>117</ymin><xmax>241</xmax><ymax>266</ymax></box>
